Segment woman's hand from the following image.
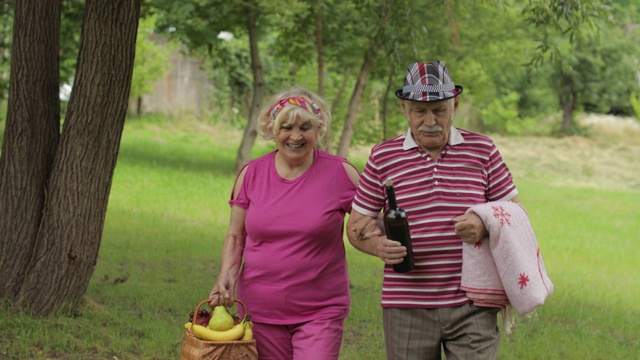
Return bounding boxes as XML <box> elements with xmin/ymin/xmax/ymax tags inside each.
<box><xmin>350</xmin><ymin>215</ymin><xmax>383</xmax><ymax>241</ymax></box>
<box><xmin>209</xmin><ymin>272</ymin><xmax>237</xmax><ymax>308</ymax></box>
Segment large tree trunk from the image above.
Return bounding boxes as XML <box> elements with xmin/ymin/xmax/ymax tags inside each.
<box><xmin>336</xmin><ymin>47</ymin><xmax>375</xmax><ymax>157</ymax></box>
<box><xmin>235</xmin><ymin>3</ymin><xmax>264</xmax><ymax>173</ymax></box>
<box><xmin>1</xmin><ymin>0</ymin><xmax>141</xmax><ymax>315</ymax></box>
<box><xmin>0</xmin><ymin>0</ymin><xmax>61</xmax><ymax>299</ymax></box>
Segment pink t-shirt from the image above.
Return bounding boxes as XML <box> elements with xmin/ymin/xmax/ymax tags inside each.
<box><xmin>230</xmin><ymin>148</ymin><xmax>356</xmax><ymax>324</ymax></box>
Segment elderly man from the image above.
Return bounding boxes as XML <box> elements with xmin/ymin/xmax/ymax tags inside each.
<box><xmin>347</xmin><ymin>60</ymin><xmax>521</xmax><ymax>360</ymax></box>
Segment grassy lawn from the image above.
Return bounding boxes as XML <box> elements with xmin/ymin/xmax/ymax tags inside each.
<box><xmin>1</xmin><ymin>114</ymin><xmax>639</xmax><ymax>359</ymax></box>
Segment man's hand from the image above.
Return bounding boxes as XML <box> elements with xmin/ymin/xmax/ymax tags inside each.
<box><xmin>346</xmin><ymin>211</ymin><xmax>406</xmax><ymax>264</ymax></box>
<box><xmin>374</xmin><ymin>237</ymin><xmax>408</xmax><ymax>265</ymax></box>
<box><xmin>452</xmin><ymin>212</ymin><xmax>487</xmax><ymax>244</ymax></box>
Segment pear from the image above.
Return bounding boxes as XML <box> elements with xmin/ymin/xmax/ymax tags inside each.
<box><xmin>208</xmin><ymin>305</ymin><xmax>235</xmax><ymax>331</ymax></box>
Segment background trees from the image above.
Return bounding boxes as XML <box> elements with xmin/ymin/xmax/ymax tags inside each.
<box><xmin>150</xmin><ymin>0</ymin><xmax>639</xmax><ymax>156</ymax></box>
<box><xmin>0</xmin><ymin>0</ymin><xmax>639</xmax><ymax>316</ymax></box>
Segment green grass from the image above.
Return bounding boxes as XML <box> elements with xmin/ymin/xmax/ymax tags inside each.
<box><xmin>1</xmin><ymin>115</ymin><xmax>639</xmax><ymax>359</ymax></box>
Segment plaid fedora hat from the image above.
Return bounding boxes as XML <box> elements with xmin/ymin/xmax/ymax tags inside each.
<box><xmin>395</xmin><ymin>61</ymin><xmax>463</xmax><ymax>102</ymax></box>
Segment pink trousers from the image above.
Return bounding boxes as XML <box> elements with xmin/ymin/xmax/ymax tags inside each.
<box><xmin>252</xmin><ymin>316</ymin><xmax>345</xmax><ymax>360</ymax></box>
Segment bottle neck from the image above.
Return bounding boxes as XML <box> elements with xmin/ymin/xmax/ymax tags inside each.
<box><xmin>386</xmin><ymin>185</ymin><xmax>398</xmax><ymax>209</ymax></box>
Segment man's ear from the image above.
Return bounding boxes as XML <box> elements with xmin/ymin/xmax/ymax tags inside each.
<box><xmin>399</xmin><ymin>100</ymin><xmax>408</xmax><ymax>118</ymax></box>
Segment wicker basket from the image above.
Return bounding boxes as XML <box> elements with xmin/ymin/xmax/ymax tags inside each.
<box><xmin>180</xmin><ymin>298</ymin><xmax>258</xmax><ymax>360</ymax></box>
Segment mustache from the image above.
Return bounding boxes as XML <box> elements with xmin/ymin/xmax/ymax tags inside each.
<box><xmin>418</xmin><ymin>125</ymin><xmax>443</xmax><ymax>133</ymax></box>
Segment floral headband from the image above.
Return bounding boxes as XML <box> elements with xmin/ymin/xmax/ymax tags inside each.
<box><xmin>268</xmin><ymin>96</ymin><xmax>323</xmax><ymax>125</ymax></box>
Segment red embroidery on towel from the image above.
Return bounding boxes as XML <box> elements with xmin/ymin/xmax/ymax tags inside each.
<box><xmin>474</xmin><ymin>241</ymin><xmax>483</xmax><ymax>249</ymax></box>
<box><xmin>491</xmin><ymin>205</ymin><xmax>511</xmax><ymax>227</ymax></box>
<box><xmin>518</xmin><ymin>273</ymin><xmax>530</xmax><ymax>289</ymax></box>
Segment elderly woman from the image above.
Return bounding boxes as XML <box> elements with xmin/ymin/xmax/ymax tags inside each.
<box><xmin>209</xmin><ymin>86</ymin><xmax>360</xmax><ymax>360</ymax></box>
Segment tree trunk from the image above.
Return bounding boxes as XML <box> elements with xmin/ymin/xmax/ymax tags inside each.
<box><xmin>316</xmin><ymin>1</ymin><xmax>324</xmax><ymax>97</ymax></box>
<box><xmin>556</xmin><ymin>70</ymin><xmax>578</xmax><ymax>136</ymax></box>
<box><xmin>235</xmin><ymin>4</ymin><xmax>264</xmax><ymax>173</ymax></box>
<box><xmin>447</xmin><ymin>0</ymin><xmax>459</xmax><ymax>57</ymax></box>
<box><xmin>331</xmin><ymin>68</ymin><xmax>351</xmax><ymax>114</ymax></box>
<box><xmin>381</xmin><ymin>66</ymin><xmax>394</xmax><ymax>141</ymax></box>
<box><xmin>0</xmin><ymin>0</ymin><xmax>61</xmax><ymax>300</ymax></box>
<box><xmin>336</xmin><ymin>47</ymin><xmax>374</xmax><ymax>157</ymax></box>
<box><xmin>325</xmin><ymin>67</ymin><xmax>351</xmax><ymax>153</ymax></box>
<box><xmin>137</xmin><ymin>96</ymin><xmax>142</xmax><ymax>115</ymax></box>
<box><xmin>1</xmin><ymin>0</ymin><xmax>141</xmax><ymax>315</ymax></box>
<box><xmin>560</xmin><ymin>90</ymin><xmax>578</xmax><ymax>135</ymax></box>
<box><xmin>315</xmin><ymin>1</ymin><xmax>328</xmax><ymax>151</ymax></box>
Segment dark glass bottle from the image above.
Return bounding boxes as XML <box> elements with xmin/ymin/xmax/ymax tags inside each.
<box><xmin>383</xmin><ymin>181</ymin><xmax>415</xmax><ymax>273</ymax></box>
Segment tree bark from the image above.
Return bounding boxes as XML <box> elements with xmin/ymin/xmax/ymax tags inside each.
<box><xmin>235</xmin><ymin>3</ymin><xmax>264</xmax><ymax>173</ymax></box>
<box><xmin>561</xmin><ymin>91</ymin><xmax>577</xmax><ymax>135</ymax></box>
<box><xmin>0</xmin><ymin>0</ymin><xmax>141</xmax><ymax>315</ymax></box>
<box><xmin>325</xmin><ymin>67</ymin><xmax>351</xmax><ymax>153</ymax></box>
<box><xmin>381</xmin><ymin>66</ymin><xmax>394</xmax><ymax>141</ymax></box>
<box><xmin>315</xmin><ymin>1</ymin><xmax>328</xmax><ymax>151</ymax></box>
<box><xmin>0</xmin><ymin>0</ymin><xmax>61</xmax><ymax>300</ymax></box>
<box><xmin>316</xmin><ymin>1</ymin><xmax>324</xmax><ymax>98</ymax></box>
<box><xmin>336</xmin><ymin>47</ymin><xmax>374</xmax><ymax>158</ymax></box>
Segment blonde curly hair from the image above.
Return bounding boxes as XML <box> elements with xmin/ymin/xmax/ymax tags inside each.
<box><xmin>257</xmin><ymin>86</ymin><xmax>331</xmax><ymax>145</ymax></box>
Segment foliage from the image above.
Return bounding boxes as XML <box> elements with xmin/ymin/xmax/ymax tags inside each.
<box><xmin>0</xmin><ymin>1</ymin><xmax>13</xmax><ymax>103</ymax></box>
<box><xmin>516</xmin><ymin>0</ymin><xmax>640</xmax><ymax>134</ymax></box>
<box><xmin>129</xmin><ymin>16</ymin><xmax>173</xmax><ymax>100</ymax></box>
<box><xmin>558</xmin><ymin>27</ymin><xmax>640</xmax><ymax>116</ymax></box>
<box><xmin>480</xmin><ymin>91</ymin><xmax>521</xmax><ymax>135</ymax></box>
<box><xmin>199</xmin><ymin>35</ymin><xmax>254</xmax><ymax>128</ymax></box>
<box><xmin>60</xmin><ymin>0</ymin><xmax>84</xmax><ymax>84</ymax></box>
<box><xmin>146</xmin><ymin>0</ymin><xmax>640</xmax><ymax>144</ymax></box>
<box><xmin>152</xmin><ymin>0</ymin><xmax>260</xmax><ymax>128</ymax></box>
<box><xmin>5</xmin><ymin>0</ymin><xmax>638</xmax><ymax>138</ymax></box>
<box><xmin>522</xmin><ymin>0</ymin><xmax>610</xmax><ymax>66</ymax></box>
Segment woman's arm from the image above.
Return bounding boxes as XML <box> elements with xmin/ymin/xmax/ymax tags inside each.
<box><xmin>209</xmin><ymin>166</ymin><xmax>249</xmax><ymax>307</ymax></box>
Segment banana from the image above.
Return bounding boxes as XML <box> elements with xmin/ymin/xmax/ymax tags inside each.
<box><xmin>191</xmin><ymin>322</ymin><xmax>246</xmax><ymax>341</ymax></box>
<box><xmin>241</xmin><ymin>321</ymin><xmax>254</xmax><ymax>341</ymax></box>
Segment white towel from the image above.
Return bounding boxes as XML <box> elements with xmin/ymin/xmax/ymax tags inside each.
<box><xmin>461</xmin><ymin>202</ymin><xmax>554</xmax><ymax>329</ymax></box>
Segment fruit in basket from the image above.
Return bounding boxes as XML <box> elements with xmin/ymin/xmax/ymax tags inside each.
<box><xmin>208</xmin><ymin>305</ymin><xmax>235</xmax><ymax>331</ymax></box>
<box><xmin>191</xmin><ymin>320</ymin><xmax>246</xmax><ymax>341</ymax></box>
<box><xmin>241</xmin><ymin>320</ymin><xmax>254</xmax><ymax>341</ymax></box>
<box><xmin>188</xmin><ymin>309</ymin><xmax>211</xmax><ymax>327</ymax></box>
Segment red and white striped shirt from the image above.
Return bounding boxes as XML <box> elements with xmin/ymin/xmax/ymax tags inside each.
<box><xmin>352</xmin><ymin>127</ymin><xmax>518</xmax><ymax>308</ymax></box>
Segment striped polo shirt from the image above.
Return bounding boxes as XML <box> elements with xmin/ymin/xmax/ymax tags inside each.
<box><xmin>352</xmin><ymin>127</ymin><xmax>518</xmax><ymax>308</ymax></box>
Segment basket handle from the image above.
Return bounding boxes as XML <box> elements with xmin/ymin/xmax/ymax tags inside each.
<box><xmin>187</xmin><ymin>298</ymin><xmax>248</xmax><ymax>334</ymax></box>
